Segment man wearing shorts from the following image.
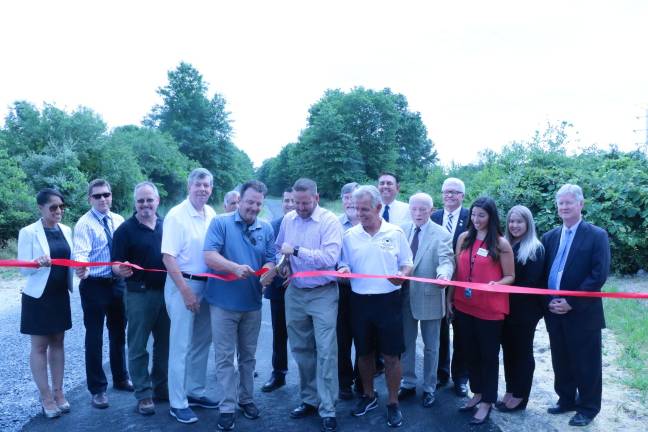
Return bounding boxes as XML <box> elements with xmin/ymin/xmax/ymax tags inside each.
<box><xmin>338</xmin><ymin>185</ymin><xmax>413</xmax><ymax>428</ymax></box>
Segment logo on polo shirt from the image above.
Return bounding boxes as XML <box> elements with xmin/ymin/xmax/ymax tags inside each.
<box><xmin>379</xmin><ymin>238</ymin><xmax>394</xmax><ymax>251</ymax></box>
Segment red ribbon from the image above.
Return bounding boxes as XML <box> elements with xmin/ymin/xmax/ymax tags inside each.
<box><xmin>2</xmin><ymin>259</ymin><xmax>646</xmax><ymax>299</ymax></box>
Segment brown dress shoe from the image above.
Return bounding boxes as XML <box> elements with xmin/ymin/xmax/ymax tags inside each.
<box><xmin>114</xmin><ymin>379</ymin><xmax>134</xmax><ymax>392</ymax></box>
<box><xmin>91</xmin><ymin>392</ymin><xmax>109</xmax><ymax>409</ymax></box>
<box><xmin>137</xmin><ymin>398</ymin><xmax>155</xmax><ymax>416</ymax></box>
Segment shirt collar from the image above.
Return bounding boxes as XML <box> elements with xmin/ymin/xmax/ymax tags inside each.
<box><xmin>91</xmin><ymin>207</ymin><xmax>110</xmax><ymax>221</ymax></box>
<box><xmin>234</xmin><ymin>210</ymin><xmax>260</xmax><ymax>230</ymax></box>
<box><xmin>562</xmin><ymin>218</ymin><xmax>582</xmax><ymax>234</ymax></box>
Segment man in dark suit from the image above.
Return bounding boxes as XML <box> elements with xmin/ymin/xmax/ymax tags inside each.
<box><xmin>542</xmin><ymin>183</ymin><xmax>610</xmax><ymax>427</ymax></box>
<box><xmin>430</xmin><ymin>177</ymin><xmax>469</xmax><ymax>396</ymax></box>
<box><xmin>261</xmin><ymin>188</ymin><xmax>295</xmax><ymax>392</ymax></box>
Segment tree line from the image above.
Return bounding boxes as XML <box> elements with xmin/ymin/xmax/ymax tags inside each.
<box><xmin>0</xmin><ymin>62</ymin><xmax>254</xmax><ymax>242</ymax></box>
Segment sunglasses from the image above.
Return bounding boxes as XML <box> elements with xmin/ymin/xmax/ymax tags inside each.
<box><xmin>91</xmin><ymin>192</ymin><xmax>112</xmax><ymax>200</ymax></box>
<box><xmin>49</xmin><ymin>204</ymin><xmax>67</xmax><ymax>212</ymax></box>
<box><xmin>136</xmin><ymin>198</ymin><xmax>156</xmax><ymax>204</ymax></box>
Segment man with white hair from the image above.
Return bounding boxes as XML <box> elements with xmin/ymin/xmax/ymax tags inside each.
<box><xmin>339</xmin><ymin>185</ymin><xmax>413</xmax><ymax>428</ymax></box>
<box><xmin>223</xmin><ymin>190</ymin><xmax>240</xmax><ymax>213</ymax></box>
<box><xmin>542</xmin><ymin>184</ymin><xmax>610</xmax><ymax>427</ymax></box>
<box><xmin>397</xmin><ymin>193</ymin><xmax>454</xmax><ymax>408</ymax></box>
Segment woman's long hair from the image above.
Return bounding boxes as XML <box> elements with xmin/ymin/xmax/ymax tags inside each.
<box><xmin>505</xmin><ymin>205</ymin><xmax>544</xmax><ymax>265</ymax></box>
<box><xmin>460</xmin><ymin>196</ymin><xmax>502</xmax><ymax>261</ymax></box>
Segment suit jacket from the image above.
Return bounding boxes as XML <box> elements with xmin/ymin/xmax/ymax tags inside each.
<box><xmin>401</xmin><ymin>221</ymin><xmax>455</xmax><ymax>321</ymax></box>
<box><xmin>17</xmin><ymin>219</ymin><xmax>74</xmax><ymax>298</ymax></box>
<box><xmin>541</xmin><ymin>220</ymin><xmax>610</xmax><ymax>330</ymax></box>
<box><xmin>431</xmin><ymin>207</ymin><xmax>469</xmax><ymax>251</ymax></box>
<box><xmin>264</xmin><ymin>216</ymin><xmax>285</xmax><ymax>300</ymax></box>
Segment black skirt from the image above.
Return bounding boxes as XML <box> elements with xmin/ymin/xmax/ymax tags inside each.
<box><xmin>20</xmin><ymin>227</ymin><xmax>72</xmax><ymax>335</ymax></box>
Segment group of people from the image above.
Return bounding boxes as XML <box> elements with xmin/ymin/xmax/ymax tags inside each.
<box><xmin>17</xmin><ymin>168</ymin><xmax>610</xmax><ymax>431</ymax></box>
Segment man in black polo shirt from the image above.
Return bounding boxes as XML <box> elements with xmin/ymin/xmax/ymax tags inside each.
<box><xmin>112</xmin><ymin>181</ymin><xmax>169</xmax><ymax>416</ymax></box>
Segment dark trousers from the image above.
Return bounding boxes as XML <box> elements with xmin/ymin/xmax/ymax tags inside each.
<box><xmin>270</xmin><ymin>297</ymin><xmax>288</xmax><ymax>374</ymax></box>
<box><xmin>455</xmin><ymin>309</ymin><xmax>502</xmax><ymax>403</ymax></box>
<box><xmin>547</xmin><ymin>317</ymin><xmax>602</xmax><ymax>418</ymax></box>
<box><xmin>124</xmin><ymin>289</ymin><xmax>170</xmax><ymax>401</ymax></box>
<box><xmin>438</xmin><ymin>289</ymin><xmax>469</xmax><ymax>384</ymax></box>
<box><xmin>337</xmin><ymin>281</ymin><xmax>354</xmax><ymax>390</ymax></box>
<box><xmin>80</xmin><ymin>277</ymin><xmax>129</xmax><ymax>395</ymax></box>
<box><xmin>502</xmin><ymin>317</ymin><xmax>539</xmax><ymax>399</ymax></box>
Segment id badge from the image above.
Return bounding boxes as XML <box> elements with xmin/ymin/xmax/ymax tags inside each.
<box><xmin>476</xmin><ymin>248</ymin><xmax>488</xmax><ymax>257</ymax></box>
<box><xmin>464</xmin><ymin>288</ymin><xmax>472</xmax><ymax>298</ymax></box>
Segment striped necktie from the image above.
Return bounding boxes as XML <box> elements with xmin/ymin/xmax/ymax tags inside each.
<box><xmin>446</xmin><ymin>213</ymin><xmax>454</xmax><ymax>233</ymax></box>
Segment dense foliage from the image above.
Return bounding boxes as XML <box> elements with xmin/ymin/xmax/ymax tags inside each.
<box><xmin>258</xmin><ymin>87</ymin><xmax>437</xmax><ymax>198</ymax></box>
<box><xmin>0</xmin><ymin>63</ymin><xmax>253</xmax><ymax>243</ymax></box>
<box><xmin>419</xmin><ymin>123</ymin><xmax>648</xmax><ymax>274</ymax></box>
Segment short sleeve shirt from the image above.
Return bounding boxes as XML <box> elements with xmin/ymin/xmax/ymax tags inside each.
<box><xmin>341</xmin><ymin>220</ymin><xmax>413</xmax><ymax>295</ymax></box>
<box><xmin>204</xmin><ymin>211</ymin><xmax>275</xmax><ymax>312</ymax></box>
<box><xmin>161</xmin><ymin>199</ymin><xmax>216</xmax><ymax>274</ymax></box>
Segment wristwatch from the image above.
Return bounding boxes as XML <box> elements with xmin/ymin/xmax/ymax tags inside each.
<box><xmin>293</xmin><ymin>246</ymin><xmax>300</xmax><ymax>257</ymax></box>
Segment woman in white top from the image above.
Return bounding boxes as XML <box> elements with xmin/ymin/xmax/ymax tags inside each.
<box><xmin>17</xmin><ymin>188</ymin><xmax>74</xmax><ymax>419</ymax></box>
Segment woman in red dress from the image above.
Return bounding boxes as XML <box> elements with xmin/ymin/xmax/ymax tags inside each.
<box><xmin>448</xmin><ymin>196</ymin><xmax>515</xmax><ymax>425</ymax></box>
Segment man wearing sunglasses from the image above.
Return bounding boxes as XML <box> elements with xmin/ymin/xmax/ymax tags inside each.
<box><xmin>111</xmin><ymin>182</ymin><xmax>169</xmax><ymax>416</ymax></box>
<box><xmin>203</xmin><ymin>180</ymin><xmax>276</xmax><ymax>431</ymax></box>
<box><xmin>73</xmin><ymin>179</ymin><xmax>132</xmax><ymax>409</ymax></box>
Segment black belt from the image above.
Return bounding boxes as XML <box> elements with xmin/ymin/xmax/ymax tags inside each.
<box><xmin>86</xmin><ymin>276</ymin><xmax>119</xmax><ymax>283</ymax></box>
<box><xmin>181</xmin><ymin>272</ymin><xmax>207</xmax><ymax>282</ymax></box>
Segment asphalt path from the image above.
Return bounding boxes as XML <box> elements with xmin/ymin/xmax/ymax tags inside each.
<box><xmin>10</xmin><ymin>199</ymin><xmax>501</xmax><ymax>431</ymax></box>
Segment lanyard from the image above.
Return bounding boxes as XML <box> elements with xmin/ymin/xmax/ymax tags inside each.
<box><xmin>465</xmin><ymin>240</ymin><xmax>486</xmax><ymax>299</ymax></box>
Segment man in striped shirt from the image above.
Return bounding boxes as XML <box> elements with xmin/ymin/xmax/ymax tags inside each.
<box><xmin>73</xmin><ymin>179</ymin><xmax>132</xmax><ymax>410</ymax></box>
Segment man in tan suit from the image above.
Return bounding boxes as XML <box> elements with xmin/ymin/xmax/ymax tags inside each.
<box><xmin>398</xmin><ymin>192</ymin><xmax>454</xmax><ymax>407</ymax></box>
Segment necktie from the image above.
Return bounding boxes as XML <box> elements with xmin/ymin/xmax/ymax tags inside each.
<box><xmin>102</xmin><ymin>216</ymin><xmax>113</xmax><ymax>253</ymax></box>
<box><xmin>446</xmin><ymin>213</ymin><xmax>454</xmax><ymax>233</ymax></box>
<box><xmin>382</xmin><ymin>205</ymin><xmax>390</xmax><ymax>222</ymax></box>
<box><xmin>548</xmin><ymin>229</ymin><xmax>573</xmax><ymax>290</ymax></box>
<box><xmin>411</xmin><ymin>226</ymin><xmax>421</xmax><ymax>259</ymax></box>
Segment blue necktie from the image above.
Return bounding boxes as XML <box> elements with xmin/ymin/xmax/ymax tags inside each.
<box><xmin>382</xmin><ymin>205</ymin><xmax>390</xmax><ymax>222</ymax></box>
<box><xmin>548</xmin><ymin>229</ymin><xmax>573</xmax><ymax>290</ymax></box>
<box><xmin>102</xmin><ymin>216</ymin><xmax>113</xmax><ymax>253</ymax></box>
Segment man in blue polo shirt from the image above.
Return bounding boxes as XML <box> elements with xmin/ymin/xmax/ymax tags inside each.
<box><xmin>204</xmin><ymin>180</ymin><xmax>276</xmax><ymax>431</ymax></box>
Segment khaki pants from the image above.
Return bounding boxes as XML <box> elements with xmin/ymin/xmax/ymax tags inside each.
<box><xmin>210</xmin><ymin>305</ymin><xmax>261</xmax><ymax>413</ymax></box>
<box><xmin>285</xmin><ymin>282</ymin><xmax>339</xmax><ymax>418</ymax></box>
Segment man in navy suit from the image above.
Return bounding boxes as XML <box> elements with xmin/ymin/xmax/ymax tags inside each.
<box><xmin>261</xmin><ymin>188</ymin><xmax>295</xmax><ymax>392</ymax></box>
<box><xmin>542</xmin><ymin>184</ymin><xmax>610</xmax><ymax>427</ymax></box>
<box><xmin>430</xmin><ymin>177</ymin><xmax>469</xmax><ymax>396</ymax></box>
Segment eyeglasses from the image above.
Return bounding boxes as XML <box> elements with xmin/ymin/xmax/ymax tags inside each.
<box><xmin>91</xmin><ymin>192</ymin><xmax>112</xmax><ymax>200</ymax></box>
<box><xmin>49</xmin><ymin>204</ymin><xmax>67</xmax><ymax>212</ymax></box>
<box><xmin>442</xmin><ymin>190</ymin><xmax>463</xmax><ymax>196</ymax></box>
<box><xmin>136</xmin><ymin>198</ymin><xmax>156</xmax><ymax>204</ymax></box>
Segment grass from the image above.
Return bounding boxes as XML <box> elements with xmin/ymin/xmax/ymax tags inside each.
<box><xmin>0</xmin><ymin>239</ymin><xmax>19</xmax><ymax>279</ymax></box>
<box><xmin>603</xmin><ymin>282</ymin><xmax>648</xmax><ymax>396</ymax></box>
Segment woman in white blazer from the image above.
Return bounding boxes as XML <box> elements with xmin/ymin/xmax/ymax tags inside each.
<box><xmin>17</xmin><ymin>188</ymin><xmax>74</xmax><ymax>419</ymax></box>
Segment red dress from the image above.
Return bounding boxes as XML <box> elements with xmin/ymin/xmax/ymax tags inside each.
<box><xmin>454</xmin><ymin>241</ymin><xmax>509</xmax><ymax>321</ymax></box>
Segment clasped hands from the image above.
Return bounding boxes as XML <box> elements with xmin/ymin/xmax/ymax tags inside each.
<box><xmin>548</xmin><ymin>297</ymin><xmax>572</xmax><ymax>314</ymax></box>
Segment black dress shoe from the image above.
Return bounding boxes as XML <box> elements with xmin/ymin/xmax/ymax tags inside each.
<box><xmin>261</xmin><ymin>374</ymin><xmax>286</xmax><ymax>392</ymax></box>
<box><xmin>114</xmin><ymin>379</ymin><xmax>134</xmax><ymax>392</ymax></box>
<box><xmin>321</xmin><ymin>416</ymin><xmax>337</xmax><ymax>432</ymax></box>
<box><xmin>547</xmin><ymin>404</ymin><xmax>577</xmax><ymax>415</ymax></box>
<box><xmin>497</xmin><ymin>398</ymin><xmax>528</xmax><ymax>412</ymax></box>
<box><xmin>397</xmin><ymin>387</ymin><xmax>416</xmax><ymax>401</ymax></box>
<box><xmin>422</xmin><ymin>392</ymin><xmax>435</xmax><ymax>408</ymax></box>
<box><xmin>469</xmin><ymin>404</ymin><xmax>492</xmax><ymax>425</ymax></box>
<box><xmin>569</xmin><ymin>412</ymin><xmax>593</xmax><ymax>426</ymax></box>
<box><xmin>454</xmin><ymin>382</ymin><xmax>468</xmax><ymax>397</ymax></box>
<box><xmin>290</xmin><ymin>403</ymin><xmax>318</xmax><ymax>419</ymax></box>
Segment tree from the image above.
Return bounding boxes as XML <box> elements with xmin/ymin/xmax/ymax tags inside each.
<box><xmin>0</xmin><ymin>145</ymin><xmax>33</xmax><ymax>243</ymax></box>
<box><xmin>145</xmin><ymin>62</ymin><xmax>241</xmax><ymax>195</ymax></box>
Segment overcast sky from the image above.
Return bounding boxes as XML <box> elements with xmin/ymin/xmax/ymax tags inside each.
<box><xmin>1</xmin><ymin>0</ymin><xmax>647</xmax><ymax>167</ymax></box>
